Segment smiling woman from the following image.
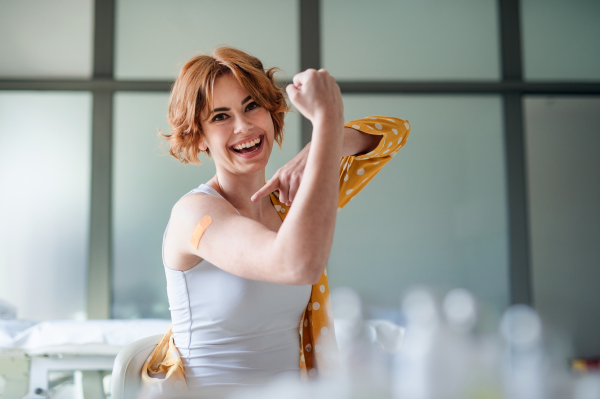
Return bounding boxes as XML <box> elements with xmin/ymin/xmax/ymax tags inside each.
<box><xmin>160</xmin><ymin>47</ymin><xmax>289</xmax><ymax>163</ymax></box>
<box><xmin>148</xmin><ymin>46</ymin><xmax>410</xmax><ymax>397</ymax></box>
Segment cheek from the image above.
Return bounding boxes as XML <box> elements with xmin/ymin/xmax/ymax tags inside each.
<box><xmin>263</xmin><ymin>112</ymin><xmax>276</xmax><ymax>138</ymax></box>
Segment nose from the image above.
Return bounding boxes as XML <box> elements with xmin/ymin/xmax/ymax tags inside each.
<box><xmin>233</xmin><ymin>113</ymin><xmax>254</xmax><ymax>135</ymax></box>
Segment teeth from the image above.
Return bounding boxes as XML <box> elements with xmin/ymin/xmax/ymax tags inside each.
<box><xmin>233</xmin><ymin>137</ymin><xmax>261</xmax><ymax>150</ymax></box>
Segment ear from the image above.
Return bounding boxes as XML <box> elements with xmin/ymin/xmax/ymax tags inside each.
<box><xmin>199</xmin><ymin>141</ymin><xmax>208</xmax><ymax>151</ymax></box>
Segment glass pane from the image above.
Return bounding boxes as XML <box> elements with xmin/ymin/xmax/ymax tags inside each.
<box><xmin>0</xmin><ymin>92</ymin><xmax>92</xmax><ymax>321</ymax></box>
<box><xmin>328</xmin><ymin>95</ymin><xmax>508</xmax><ymax>312</ymax></box>
<box><xmin>112</xmin><ymin>92</ymin><xmax>301</xmax><ymax>318</ymax></box>
<box><xmin>521</xmin><ymin>0</ymin><xmax>600</xmax><ymax>81</ymax></box>
<box><xmin>322</xmin><ymin>0</ymin><xmax>500</xmax><ymax>81</ymax></box>
<box><xmin>115</xmin><ymin>0</ymin><xmax>299</xmax><ymax>80</ymax></box>
<box><xmin>525</xmin><ymin>96</ymin><xmax>600</xmax><ymax>357</ymax></box>
<box><xmin>0</xmin><ymin>0</ymin><xmax>94</xmax><ymax>79</ymax></box>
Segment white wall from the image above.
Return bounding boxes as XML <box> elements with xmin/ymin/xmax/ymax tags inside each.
<box><xmin>0</xmin><ymin>92</ymin><xmax>92</xmax><ymax>320</ymax></box>
<box><xmin>525</xmin><ymin>96</ymin><xmax>600</xmax><ymax>357</ymax></box>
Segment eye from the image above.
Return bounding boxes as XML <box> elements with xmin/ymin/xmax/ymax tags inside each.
<box><xmin>212</xmin><ymin>113</ymin><xmax>226</xmax><ymax>122</ymax></box>
<box><xmin>211</xmin><ymin>102</ymin><xmax>259</xmax><ymax>122</ymax></box>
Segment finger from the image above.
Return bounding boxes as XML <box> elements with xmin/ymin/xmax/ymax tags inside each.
<box><xmin>278</xmin><ymin>181</ymin><xmax>289</xmax><ymax>205</ymax></box>
<box><xmin>288</xmin><ymin>175</ymin><xmax>300</xmax><ymax>204</ymax></box>
<box><xmin>251</xmin><ymin>178</ymin><xmax>279</xmax><ymax>202</ymax></box>
<box><xmin>286</xmin><ymin>83</ymin><xmax>298</xmax><ymax>97</ymax></box>
<box><xmin>293</xmin><ymin>68</ymin><xmax>316</xmax><ymax>88</ymax></box>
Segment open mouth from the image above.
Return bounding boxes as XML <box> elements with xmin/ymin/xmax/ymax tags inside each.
<box><xmin>230</xmin><ymin>135</ymin><xmax>263</xmax><ymax>155</ymax></box>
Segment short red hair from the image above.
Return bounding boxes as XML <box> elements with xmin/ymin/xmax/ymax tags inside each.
<box><xmin>161</xmin><ymin>46</ymin><xmax>291</xmax><ymax>164</ymax></box>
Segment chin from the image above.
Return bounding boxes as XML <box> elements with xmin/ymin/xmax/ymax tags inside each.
<box><xmin>230</xmin><ymin>136</ymin><xmax>273</xmax><ymax>173</ymax></box>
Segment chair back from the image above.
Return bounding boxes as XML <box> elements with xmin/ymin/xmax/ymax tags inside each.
<box><xmin>111</xmin><ymin>334</ymin><xmax>163</xmax><ymax>399</ymax></box>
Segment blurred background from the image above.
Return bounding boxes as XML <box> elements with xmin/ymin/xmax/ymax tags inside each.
<box><xmin>0</xmin><ymin>0</ymin><xmax>599</xmax><ymax>363</ymax></box>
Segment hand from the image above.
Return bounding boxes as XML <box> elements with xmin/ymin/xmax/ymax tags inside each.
<box><xmin>286</xmin><ymin>68</ymin><xmax>344</xmax><ymax>127</ymax></box>
<box><xmin>251</xmin><ymin>143</ymin><xmax>311</xmax><ymax>205</ymax></box>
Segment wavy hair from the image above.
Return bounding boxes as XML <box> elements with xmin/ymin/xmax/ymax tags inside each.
<box><xmin>160</xmin><ymin>46</ymin><xmax>291</xmax><ymax>164</ymax></box>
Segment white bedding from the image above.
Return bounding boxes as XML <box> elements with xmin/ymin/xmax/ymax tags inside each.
<box><xmin>1</xmin><ymin>319</ymin><xmax>171</xmax><ymax>352</ymax></box>
<box><xmin>0</xmin><ymin>319</ymin><xmax>37</xmax><ymax>348</ymax></box>
<box><xmin>1</xmin><ymin>318</ymin><xmax>403</xmax><ymax>355</ymax></box>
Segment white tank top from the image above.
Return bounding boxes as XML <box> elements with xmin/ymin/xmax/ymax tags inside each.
<box><xmin>163</xmin><ymin>184</ymin><xmax>312</xmax><ymax>397</ymax></box>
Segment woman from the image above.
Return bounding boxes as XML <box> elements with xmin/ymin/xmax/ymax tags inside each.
<box><xmin>145</xmin><ymin>46</ymin><xmax>410</xmax><ymax>397</ymax></box>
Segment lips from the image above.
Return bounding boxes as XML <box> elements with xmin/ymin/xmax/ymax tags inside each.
<box><xmin>229</xmin><ymin>134</ymin><xmax>265</xmax><ymax>158</ymax></box>
<box><xmin>229</xmin><ymin>133</ymin><xmax>263</xmax><ymax>150</ymax></box>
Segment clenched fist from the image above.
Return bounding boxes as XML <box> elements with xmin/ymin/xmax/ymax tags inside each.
<box><xmin>286</xmin><ymin>68</ymin><xmax>344</xmax><ymax>128</ymax></box>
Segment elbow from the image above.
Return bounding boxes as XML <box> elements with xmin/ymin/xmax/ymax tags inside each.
<box><xmin>275</xmin><ymin>247</ymin><xmax>327</xmax><ymax>285</ymax></box>
<box><xmin>291</xmin><ymin>260</ymin><xmax>324</xmax><ymax>285</ymax></box>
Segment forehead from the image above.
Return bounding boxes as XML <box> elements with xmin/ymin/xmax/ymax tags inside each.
<box><xmin>211</xmin><ymin>74</ymin><xmax>249</xmax><ymax>104</ymax></box>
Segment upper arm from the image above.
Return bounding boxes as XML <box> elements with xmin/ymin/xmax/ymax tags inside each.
<box><xmin>167</xmin><ymin>193</ymin><xmax>308</xmax><ymax>285</ymax></box>
<box><xmin>338</xmin><ymin>116</ymin><xmax>411</xmax><ymax>211</ymax></box>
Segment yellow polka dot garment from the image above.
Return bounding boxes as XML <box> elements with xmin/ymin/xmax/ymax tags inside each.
<box><xmin>141</xmin><ymin>115</ymin><xmax>411</xmax><ymax>389</ymax></box>
<box><xmin>269</xmin><ymin>115</ymin><xmax>411</xmax><ymax>381</ymax></box>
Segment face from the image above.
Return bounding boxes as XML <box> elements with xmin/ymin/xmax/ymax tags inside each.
<box><xmin>199</xmin><ymin>73</ymin><xmax>275</xmax><ymax>175</ymax></box>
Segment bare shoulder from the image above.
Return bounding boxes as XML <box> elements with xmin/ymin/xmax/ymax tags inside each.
<box><xmin>169</xmin><ymin>191</ymin><xmax>241</xmax><ymax>236</ymax></box>
<box><xmin>163</xmin><ymin>193</ymin><xmax>240</xmax><ymax>271</ymax></box>
<box><xmin>171</xmin><ymin>192</ymin><xmax>234</xmax><ymax>219</ymax></box>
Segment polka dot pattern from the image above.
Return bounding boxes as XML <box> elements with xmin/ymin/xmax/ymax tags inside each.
<box><xmin>265</xmin><ymin>115</ymin><xmax>410</xmax><ymax>382</ymax></box>
<box><xmin>143</xmin><ymin>117</ymin><xmax>410</xmax><ymax>387</ymax></box>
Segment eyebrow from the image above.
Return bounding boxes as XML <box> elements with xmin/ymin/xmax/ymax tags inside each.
<box><xmin>211</xmin><ymin>95</ymin><xmax>253</xmax><ymax>114</ymax></box>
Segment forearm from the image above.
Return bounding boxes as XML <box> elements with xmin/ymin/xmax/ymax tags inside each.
<box><xmin>275</xmin><ymin>120</ymin><xmax>343</xmax><ymax>280</ymax></box>
<box><xmin>301</xmin><ymin>126</ymin><xmax>382</xmax><ymax>159</ymax></box>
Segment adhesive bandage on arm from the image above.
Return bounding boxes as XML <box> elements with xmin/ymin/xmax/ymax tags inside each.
<box><xmin>190</xmin><ymin>215</ymin><xmax>212</xmax><ymax>249</ymax></box>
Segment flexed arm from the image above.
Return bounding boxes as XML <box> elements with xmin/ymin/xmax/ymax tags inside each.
<box><xmin>168</xmin><ymin>69</ymin><xmax>345</xmax><ymax>285</ymax></box>
<box><xmin>273</xmin><ymin>69</ymin><xmax>345</xmax><ymax>281</ymax></box>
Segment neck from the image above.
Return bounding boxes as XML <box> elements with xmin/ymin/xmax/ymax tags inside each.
<box><xmin>207</xmin><ymin>166</ymin><xmax>272</xmax><ymax>220</ymax></box>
